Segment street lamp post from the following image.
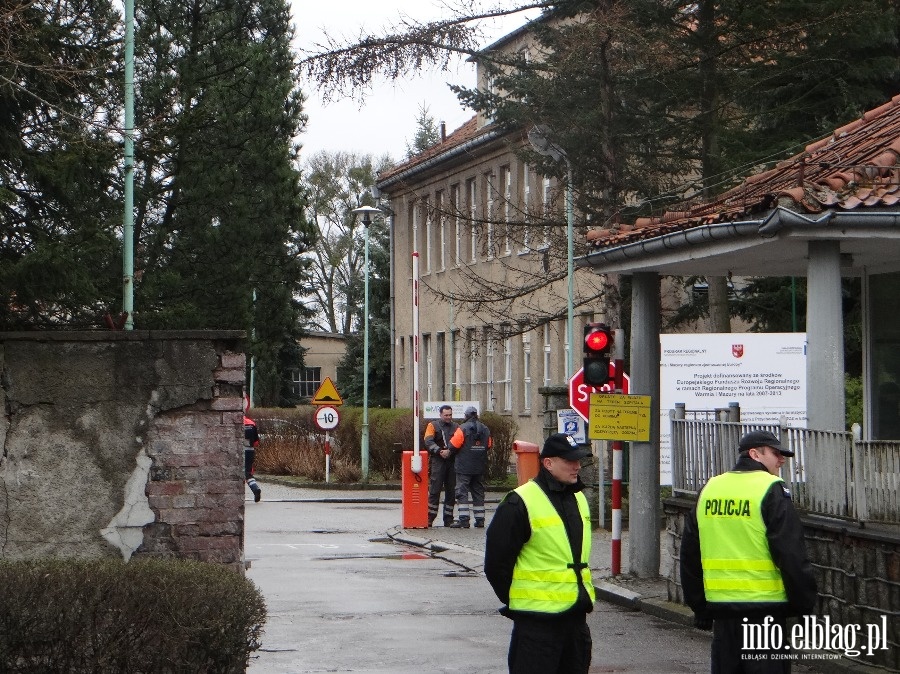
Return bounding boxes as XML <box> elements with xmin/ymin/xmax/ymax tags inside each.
<box><xmin>351</xmin><ymin>205</ymin><xmax>381</xmax><ymax>483</ymax></box>
<box><xmin>528</xmin><ymin>125</ymin><xmax>574</xmax><ymax>379</ymax></box>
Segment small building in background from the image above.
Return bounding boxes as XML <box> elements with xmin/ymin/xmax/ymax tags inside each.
<box><xmin>293</xmin><ymin>331</ymin><xmax>346</xmax><ymax>403</ymax></box>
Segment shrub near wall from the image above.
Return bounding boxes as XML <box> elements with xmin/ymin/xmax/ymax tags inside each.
<box><xmin>481</xmin><ymin>412</ymin><xmax>518</xmax><ymax>482</ymax></box>
<box><xmin>0</xmin><ymin>558</ymin><xmax>266</xmax><ymax>674</ymax></box>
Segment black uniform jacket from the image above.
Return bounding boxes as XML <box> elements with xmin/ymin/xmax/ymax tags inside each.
<box><xmin>680</xmin><ymin>456</ymin><xmax>818</xmax><ymax>621</ymax></box>
<box><xmin>484</xmin><ymin>467</ymin><xmax>595</xmax><ymax>620</ymax></box>
<box><xmin>455</xmin><ymin>418</ymin><xmax>490</xmax><ymax>475</ymax></box>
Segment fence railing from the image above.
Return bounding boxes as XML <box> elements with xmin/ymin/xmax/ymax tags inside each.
<box><xmin>671</xmin><ymin>416</ymin><xmax>900</xmax><ymax>525</ymax></box>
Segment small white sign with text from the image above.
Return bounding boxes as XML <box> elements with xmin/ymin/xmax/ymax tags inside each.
<box><xmin>423</xmin><ymin>401</ymin><xmax>481</xmax><ymax>419</ymax></box>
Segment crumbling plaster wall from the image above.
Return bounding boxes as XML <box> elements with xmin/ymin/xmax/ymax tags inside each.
<box><xmin>0</xmin><ymin>331</ymin><xmax>247</xmax><ymax>572</ymax></box>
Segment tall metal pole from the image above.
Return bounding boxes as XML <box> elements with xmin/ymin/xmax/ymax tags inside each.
<box><xmin>351</xmin><ymin>206</ymin><xmax>381</xmax><ymax>483</ymax></box>
<box><xmin>123</xmin><ymin>0</ymin><xmax>135</xmax><ymax>330</ymax></box>
<box><xmin>249</xmin><ymin>287</ymin><xmax>257</xmax><ymax>407</ymax></box>
<box><xmin>566</xmin><ymin>161</ymin><xmax>574</xmax><ymax>380</ymax></box>
<box><xmin>361</xmin><ymin>217</ymin><xmax>371</xmax><ymax>482</ymax></box>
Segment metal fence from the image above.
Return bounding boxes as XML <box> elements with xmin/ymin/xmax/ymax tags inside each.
<box><xmin>671</xmin><ymin>415</ymin><xmax>900</xmax><ymax>525</ymax></box>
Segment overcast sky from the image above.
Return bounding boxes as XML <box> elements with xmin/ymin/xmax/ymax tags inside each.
<box><xmin>291</xmin><ymin>0</ymin><xmax>534</xmax><ymax>161</ymax></box>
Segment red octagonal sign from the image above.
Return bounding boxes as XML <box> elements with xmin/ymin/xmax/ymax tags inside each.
<box><xmin>568</xmin><ymin>366</ymin><xmax>630</xmax><ymax>422</ymax></box>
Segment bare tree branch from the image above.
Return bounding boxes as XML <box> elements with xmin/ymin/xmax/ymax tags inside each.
<box><xmin>297</xmin><ymin>1</ymin><xmax>555</xmax><ymax>100</ymax></box>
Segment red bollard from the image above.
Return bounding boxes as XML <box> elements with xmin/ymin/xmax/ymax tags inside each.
<box><xmin>401</xmin><ymin>450</ymin><xmax>429</xmax><ymax>528</ymax></box>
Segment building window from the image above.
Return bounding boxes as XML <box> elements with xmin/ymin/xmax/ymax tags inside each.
<box><xmin>424</xmin><ymin>333</ymin><xmax>433</xmax><ymax>401</ymax></box>
<box><xmin>521</xmin><ymin>163</ymin><xmax>531</xmax><ymax>252</ymax></box>
<box><xmin>503</xmin><ymin>335</ymin><xmax>512</xmax><ymax>412</ymax></box>
<box><xmin>450</xmin><ymin>329</ymin><xmax>460</xmax><ymax>399</ymax></box>
<box><xmin>436</xmin><ymin>190</ymin><xmax>446</xmax><ymax>271</ymax></box>
<box><xmin>543</xmin><ymin>324</ymin><xmax>552</xmax><ymax>388</ymax></box>
<box><xmin>485</xmin><ymin>172</ymin><xmax>495</xmax><ymax>259</ymax></box>
<box><xmin>424</xmin><ymin>197</ymin><xmax>432</xmax><ymax>274</ymax></box>
<box><xmin>452</xmin><ymin>184</ymin><xmax>461</xmax><ymax>266</ymax></box>
<box><xmin>502</xmin><ymin>165</ymin><xmax>512</xmax><ymax>255</ymax></box>
<box><xmin>486</xmin><ymin>338</ymin><xmax>495</xmax><ymax>411</ymax></box>
<box><xmin>468</xmin><ymin>328</ymin><xmax>478</xmax><ymax>401</ymax></box>
<box><xmin>399</xmin><ymin>336</ymin><xmax>405</xmax><ymax>371</ymax></box>
<box><xmin>522</xmin><ymin>333</ymin><xmax>532</xmax><ymax>412</ymax></box>
<box><xmin>411</xmin><ymin>201</ymin><xmax>419</xmax><ymax>254</ymax></box>
<box><xmin>436</xmin><ymin>331</ymin><xmax>446</xmax><ymax>399</ymax></box>
<box><xmin>293</xmin><ymin>366</ymin><xmax>321</xmax><ymax>398</ymax></box>
<box><xmin>467</xmin><ymin>178</ymin><xmax>477</xmax><ymax>263</ymax></box>
<box><xmin>541</xmin><ymin>175</ymin><xmax>552</xmax><ymax>249</ymax></box>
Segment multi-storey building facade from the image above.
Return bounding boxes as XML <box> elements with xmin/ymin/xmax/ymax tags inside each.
<box><xmin>376</xmin><ymin>111</ymin><xmax>611</xmax><ymax>442</ymax></box>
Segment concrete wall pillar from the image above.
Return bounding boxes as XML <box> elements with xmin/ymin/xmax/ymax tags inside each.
<box><xmin>629</xmin><ymin>272</ymin><xmax>661</xmax><ymax>577</ymax></box>
<box><xmin>807</xmin><ymin>241</ymin><xmax>845</xmax><ymax>431</ymax></box>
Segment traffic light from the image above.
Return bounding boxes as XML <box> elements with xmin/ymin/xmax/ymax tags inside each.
<box><xmin>583</xmin><ymin>323</ymin><xmax>613</xmax><ymax>386</ymax></box>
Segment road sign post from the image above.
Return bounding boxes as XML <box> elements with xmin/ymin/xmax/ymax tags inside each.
<box><xmin>313</xmin><ymin>405</ymin><xmax>340</xmax><ymax>483</ymax></box>
<box><xmin>569</xmin><ymin>330</ymin><xmax>631</xmax><ymax>575</ymax></box>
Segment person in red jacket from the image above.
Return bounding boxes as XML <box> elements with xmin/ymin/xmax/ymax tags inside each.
<box><xmin>243</xmin><ymin>415</ymin><xmax>262</xmax><ymax>502</ymax></box>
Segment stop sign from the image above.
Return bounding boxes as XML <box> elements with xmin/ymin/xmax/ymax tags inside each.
<box><xmin>568</xmin><ymin>366</ymin><xmax>630</xmax><ymax>422</ymax></box>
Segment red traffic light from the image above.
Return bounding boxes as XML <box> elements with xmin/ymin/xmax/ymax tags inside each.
<box><xmin>584</xmin><ymin>324</ymin><xmax>612</xmax><ymax>353</ymax></box>
<box><xmin>583</xmin><ymin>323</ymin><xmax>613</xmax><ymax>386</ymax></box>
<box><xmin>585</xmin><ymin>329</ymin><xmax>609</xmax><ymax>352</ymax></box>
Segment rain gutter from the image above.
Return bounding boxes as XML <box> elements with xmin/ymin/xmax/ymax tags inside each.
<box><xmin>576</xmin><ymin>207</ymin><xmax>900</xmax><ymax>269</ymax></box>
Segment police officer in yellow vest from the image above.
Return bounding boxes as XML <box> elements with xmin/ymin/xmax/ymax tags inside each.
<box><xmin>484</xmin><ymin>433</ymin><xmax>595</xmax><ymax>674</ymax></box>
<box><xmin>681</xmin><ymin>430</ymin><xmax>817</xmax><ymax>673</ymax></box>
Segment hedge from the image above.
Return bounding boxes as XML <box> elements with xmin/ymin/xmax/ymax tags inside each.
<box><xmin>0</xmin><ymin>557</ymin><xmax>266</xmax><ymax>673</ymax></box>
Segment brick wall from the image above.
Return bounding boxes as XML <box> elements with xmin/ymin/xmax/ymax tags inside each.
<box><xmin>0</xmin><ymin>331</ymin><xmax>248</xmax><ymax>573</ymax></box>
<box><xmin>665</xmin><ymin>496</ymin><xmax>899</xmax><ymax>670</ymax></box>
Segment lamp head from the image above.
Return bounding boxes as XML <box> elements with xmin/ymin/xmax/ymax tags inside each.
<box><xmin>351</xmin><ymin>205</ymin><xmax>382</xmax><ymax>226</ymax></box>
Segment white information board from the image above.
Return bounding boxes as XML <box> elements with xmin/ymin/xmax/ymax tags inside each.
<box><xmin>423</xmin><ymin>401</ymin><xmax>481</xmax><ymax>419</ymax></box>
<box><xmin>659</xmin><ymin>333</ymin><xmax>807</xmax><ymax>485</ymax></box>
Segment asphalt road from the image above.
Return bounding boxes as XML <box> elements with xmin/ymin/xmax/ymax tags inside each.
<box><xmin>244</xmin><ymin>484</ymin><xmax>714</xmax><ymax>673</ymax></box>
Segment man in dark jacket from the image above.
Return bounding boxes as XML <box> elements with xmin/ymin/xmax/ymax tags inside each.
<box><xmin>680</xmin><ymin>430</ymin><xmax>818</xmax><ymax>673</ymax></box>
<box><xmin>485</xmin><ymin>433</ymin><xmax>595</xmax><ymax>674</ymax></box>
<box><xmin>448</xmin><ymin>406</ymin><xmax>492</xmax><ymax>528</ymax></box>
<box><xmin>423</xmin><ymin>404</ymin><xmax>460</xmax><ymax>527</ymax></box>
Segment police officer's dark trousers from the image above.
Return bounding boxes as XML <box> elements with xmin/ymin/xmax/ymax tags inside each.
<box><xmin>712</xmin><ymin>617</ymin><xmax>791</xmax><ymax>674</ymax></box>
<box><xmin>508</xmin><ymin>614</ymin><xmax>591</xmax><ymax>674</ymax></box>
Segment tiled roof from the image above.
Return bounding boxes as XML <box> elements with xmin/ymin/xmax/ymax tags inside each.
<box><xmin>377</xmin><ymin>116</ymin><xmax>485</xmax><ymax>184</ymax></box>
<box><xmin>587</xmin><ymin>94</ymin><xmax>900</xmax><ymax>249</ymax></box>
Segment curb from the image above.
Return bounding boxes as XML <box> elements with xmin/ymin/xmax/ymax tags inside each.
<box><xmin>594</xmin><ymin>581</ymin><xmax>694</xmax><ymax>627</ymax></box>
<box><xmin>386</xmin><ymin>526</ymin><xmax>484</xmax><ymax>573</ymax></box>
<box><xmin>259</xmin><ymin>476</ymin><xmax>512</xmax><ymax>494</ymax></box>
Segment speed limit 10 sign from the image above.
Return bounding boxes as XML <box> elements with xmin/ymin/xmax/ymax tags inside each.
<box><xmin>314</xmin><ymin>405</ymin><xmax>340</xmax><ymax>431</ymax></box>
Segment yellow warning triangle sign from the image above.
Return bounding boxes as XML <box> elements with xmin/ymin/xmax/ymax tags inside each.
<box><xmin>311</xmin><ymin>377</ymin><xmax>343</xmax><ymax>405</ymax></box>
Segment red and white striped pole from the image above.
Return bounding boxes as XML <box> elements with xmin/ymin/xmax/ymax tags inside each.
<box><xmin>324</xmin><ymin>430</ymin><xmax>331</xmax><ymax>483</ymax></box>
<box><xmin>611</xmin><ymin>328</ymin><xmax>625</xmax><ymax>576</ymax></box>
<box><xmin>411</xmin><ymin>251</ymin><xmax>422</xmax><ymax>474</ymax></box>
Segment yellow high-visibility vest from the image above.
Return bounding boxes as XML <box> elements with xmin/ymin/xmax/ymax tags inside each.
<box><xmin>508</xmin><ymin>480</ymin><xmax>595</xmax><ymax>613</ymax></box>
<box><xmin>697</xmin><ymin>470</ymin><xmax>788</xmax><ymax>604</ymax></box>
